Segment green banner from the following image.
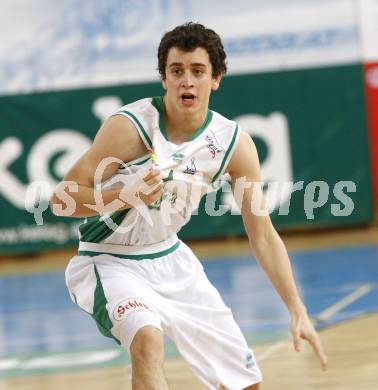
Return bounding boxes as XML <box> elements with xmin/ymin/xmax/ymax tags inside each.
<box><xmin>182</xmin><ymin>62</ymin><xmax>374</xmax><ymax>238</ymax></box>
<box><xmin>0</xmin><ymin>63</ymin><xmax>373</xmax><ymax>253</ymax></box>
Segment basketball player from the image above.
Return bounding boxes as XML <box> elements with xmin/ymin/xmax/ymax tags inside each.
<box><xmin>51</xmin><ymin>22</ymin><xmax>328</xmax><ymax>390</ymax></box>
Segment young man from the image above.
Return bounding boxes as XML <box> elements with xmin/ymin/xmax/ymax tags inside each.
<box><xmin>51</xmin><ymin>22</ymin><xmax>327</xmax><ymax>390</ymax></box>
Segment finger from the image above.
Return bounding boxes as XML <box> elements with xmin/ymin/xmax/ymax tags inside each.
<box><xmin>141</xmin><ymin>185</ymin><xmax>163</xmax><ymax>204</ymax></box>
<box><xmin>291</xmin><ymin>321</ymin><xmax>301</xmax><ymax>352</ymax></box>
<box><xmin>143</xmin><ymin>169</ymin><xmax>160</xmax><ymax>180</ymax></box>
<box><xmin>149</xmin><ymin>189</ymin><xmax>163</xmax><ymax>203</ymax></box>
<box><xmin>144</xmin><ymin>177</ymin><xmax>163</xmax><ymax>187</ymax></box>
<box><xmin>305</xmin><ymin>332</ymin><xmax>328</xmax><ymax>371</ymax></box>
<box><xmin>140</xmin><ymin>181</ymin><xmax>163</xmax><ymax>196</ymax></box>
<box><xmin>149</xmin><ymin>183</ymin><xmax>163</xmax><ymax>197</ymax></box>
<box><xmin>143</xmin><ymin>172</ymin><xmax>162</xmax><ymax>186</ymax></box>
<box><xmin>320</xmin><ymin>354</ymin><xmax>329</xmax><ymax>371</ymax></box>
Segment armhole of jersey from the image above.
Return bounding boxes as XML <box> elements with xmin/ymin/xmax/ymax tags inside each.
<box><xmin>211</xmin><ymin>124</ymin><xmax>240</xmax><ymax>183</ymax></box>
<box><xmin>112</xmin><ymin>110</ymin><xmax>153</xmax><ymax>150</ymax></box>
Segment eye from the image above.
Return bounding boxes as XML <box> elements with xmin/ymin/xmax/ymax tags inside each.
<box><xmin>172</xmin><ymin>68</ymin><xmax>182</xmax><ymax>76</ymax></box>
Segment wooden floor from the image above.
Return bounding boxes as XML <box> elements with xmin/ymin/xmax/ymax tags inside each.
<box><xmin>0</xmin><ymin>225</ymin><xmax>377</xmax><ymax>389</ymax></box>
<box><xmin>1</xmin><ymin>224</ymin><xmax>378</xmax><ymax>274</ymax></box>
<box><xmin>258</xmin><ymin>313</ymin><xmax>378</xmax><ymax>390</ymax></box>
<box><xmin>1</xmin><ymin>313</ymin><xmax>377</xmax><ymax>390</ymax></box>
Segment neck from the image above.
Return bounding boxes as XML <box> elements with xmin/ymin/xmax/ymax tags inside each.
<box><xmin>163</xmin><ymin>98</ymin><xmax>207</xmax><ymax>140</ymax></box>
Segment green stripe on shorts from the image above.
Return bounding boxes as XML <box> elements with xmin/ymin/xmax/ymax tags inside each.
<box><xmin>78</xmin><ymin>240</ymin><xmax>180</xmax><ymax>260</ymax></box>
<box><xmin>92</xmin><ymin>265</ymin><xmax>120</xmax><ymax>344</ymax></box>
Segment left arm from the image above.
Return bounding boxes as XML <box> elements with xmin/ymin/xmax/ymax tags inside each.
<box><xmin>226</xmin><ymin>131</ymin><xmax>328</xmax><ymax>370</ymax></box>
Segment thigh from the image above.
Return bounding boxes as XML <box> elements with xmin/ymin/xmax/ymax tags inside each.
<box><xmin>65</xmin><ymin>254</ymin><xmax>164</xmax><ymax>350</ymax></box>
<box><xmin>161</xmin><ymin>244</ymin><xmax>262</xmax><ymax>389</ymax></box>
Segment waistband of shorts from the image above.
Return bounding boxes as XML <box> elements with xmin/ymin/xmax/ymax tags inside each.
<box><xmin>77</xmin><ymin>235</ymin><xmax>180</xmax><ymax>260</ymax></box>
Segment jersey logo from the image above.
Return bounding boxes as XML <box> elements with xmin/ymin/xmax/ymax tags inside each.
<box><xmin>163</xmin><ymin>169</ymin><xmax>174</xmax><ymax>182</ymax></box>
<box><xmin>172</xmin><ymin>153</ymin><xmax>184</xmax><ymax>163</ymax></box>
<box><xmin>205</xmin><ymin>130</ymin><xmax>224</xmax><ymax>158</ymax></box>
<box><xmin>183</xmin><ymin>158</ymin><xmax>197</xmax><ymax>175</ymax></box>
<box><xmin>113</xmin><ymin>298</ymin><xmax>151</xmax><ymax>321</ymax></box>
<box><xmin>148</xmin><ymin>170</ymin><xmax>175</xmax><ymax>210</ymax></box>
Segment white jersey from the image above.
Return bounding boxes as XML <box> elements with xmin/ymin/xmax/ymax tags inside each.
<box><xmin>78</xmin><ymin>96</ymin><xmax>240</xmax><ymax>255</ymax></box>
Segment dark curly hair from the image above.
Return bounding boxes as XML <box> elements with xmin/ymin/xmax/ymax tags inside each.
<box><xmin>158</xmin><ymin>22</ymin><xmax>227</xmax><ymax>79</ymax></box>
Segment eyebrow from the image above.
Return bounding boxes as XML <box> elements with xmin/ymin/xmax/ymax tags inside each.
<box><xmin>168</xmin><ymin>62</ymin><xmax>207</xmax><ymax>68</ymax></box>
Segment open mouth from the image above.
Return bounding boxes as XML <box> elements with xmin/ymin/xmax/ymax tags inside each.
<box><xmin>181</xmin><ymin>93</ymin><xmax>195</xmax><ymax>102</ymax></box>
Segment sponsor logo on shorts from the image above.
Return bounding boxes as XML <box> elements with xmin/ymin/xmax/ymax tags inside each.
<box><xmin>113</xmin><ymin>298</ymin><xmax>150</xmax><ymax>321</ymax></box>
<box><xmin>246</xmin><ymin>351</ymin><xmax>255</xmax><ymax>368</ymax></box>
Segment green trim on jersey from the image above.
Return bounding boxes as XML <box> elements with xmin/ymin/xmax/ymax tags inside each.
<box><xmin>92</xmin><ymin>265</ymin><xmax>120</xmax><ymax>344</ymax></box>
<box><xmin>79</xmin><ymin>209</ymin><xmax>130</xmax><ymax>243</ymax></box>
<box><xmin>191</xmin><ymin>110</ymin><xmax>213</xmax><ymax>139</ymax></box>
<box><xmin>211</xmin><ymin>124</ymin><xmax>240</xmax><ymax>183</ymax></box>
<box><xmin>78</xmin><ymin>240</ymin><xmax>180</xmax><ymax>260</ymax></box>
<box><xmin>115</xmin><ymin>109</ymin><xmax>152</xmax><ymax>148</ymax></box>
<box><xmin>121</xmin><ymin>155</ymin><xmax>151</xmax><ymax>169</ymax></box>
<box><xmin>130</xmin><ymin>156</ymin><xmax>151</xmax><ymax>166</ymax></box>
<box><xmin>151</xmin><ymin>96</ymin><xmax>168</xmax><ymax>139</ymax></box>
<box><xmin>152</xmin><ymin>96</ymin><xmax>213</xmax><ymax>142</ymax></box>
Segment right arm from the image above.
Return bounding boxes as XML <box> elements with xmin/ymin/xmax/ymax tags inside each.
<box><xmin>50</xmin><ymin>115</ymin><xmax>163</xmax><ymax>218</ymax></box>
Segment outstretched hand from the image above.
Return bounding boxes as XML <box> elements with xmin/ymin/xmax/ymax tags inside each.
<box><xmin>290</xmin><ymin>307</ymin><xmax>328</xmax><ymax>371</ymax></box>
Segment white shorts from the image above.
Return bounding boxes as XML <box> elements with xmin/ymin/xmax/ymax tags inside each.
<box><xmin>65</xmin><ymin>239</ymin><xmax>262</xmax><ymax>389</ymax></box>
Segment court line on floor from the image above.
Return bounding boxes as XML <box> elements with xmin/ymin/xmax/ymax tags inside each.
<box><xmin>312</xmin><ymin>283</ymin><xmax>375</xmax><ymax>323</ymax></box>
<box><xmin>255</xmin><ymin>340</ymin><xmax>288</xmax><ymax>361</ymax></box>
<box><xmin>256</xmin><ymin>283</ymin><xmax>375</xmax><ymax>362</ymax></box>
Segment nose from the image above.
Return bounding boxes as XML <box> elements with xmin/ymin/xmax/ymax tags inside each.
<box><xmin>181</xmin><ymin>70</ymin><xmax>193</xmax><ymax>88</ymax></box>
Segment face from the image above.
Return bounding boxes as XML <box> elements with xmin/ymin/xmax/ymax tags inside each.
<box><xmin>162</xmin><ymin>47</ymin><xmax>221</xmax><ymax>115</ymax></box>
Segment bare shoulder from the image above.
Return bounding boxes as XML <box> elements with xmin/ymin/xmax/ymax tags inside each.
<box><xmin>63</xmin><ymin>114</ymin><xmax>149</xmax><ymax>186</ymax></box>
<box><xmin>91</xmin><ymin>114</ymin><xmax>148</xmax><ymax>162</ymax></box>
<box><xmin>226</xmin><ymin>130</ymin><xmax>261</xmax><ymax>181</ymax></box>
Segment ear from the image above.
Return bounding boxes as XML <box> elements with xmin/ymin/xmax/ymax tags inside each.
<box><xmin>162</xmin><ymin>77</ymin><xmax>167</xmax><ymax>90</ymax></box>
<box><xmin>211</xmin><ymin>74</ymin><xmax>222</xmax><ymax>91</ymax></box>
